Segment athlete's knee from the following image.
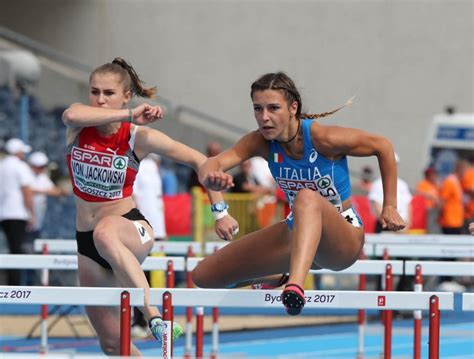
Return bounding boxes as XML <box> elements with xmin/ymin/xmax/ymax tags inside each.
<box><xmin>327</xmin><ymin>247</ymin><xmax>360</xmax><ymax>271</ymax></box>
<box><xmin>191</xmin><ymin>264</ymin><xmax>221</xmax><ymax>288</ymax></box>
<box><xmin>93</xmin><ymin>218</ymin><xmax>120</xmax><ymax>259</ymax></box>
<box><xmin>99</xmin><ymin>335</ymin><xmax>120</xmax><ymax>355</ymax></box>
<box><xmin>191</xmin><ymin>266</ymin><xmax>210</xmax><ymax>288</ymax></box>
<box><xmin>293</xmin><ymin>189</ymin><xmax>322</xmax><ymax>212</ymax></box>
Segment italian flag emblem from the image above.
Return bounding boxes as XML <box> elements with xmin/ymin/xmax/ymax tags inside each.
<box><xmin>273</xmin><ymin>152</ymin><xmax>283</xmax><ymax>163</ymax></box>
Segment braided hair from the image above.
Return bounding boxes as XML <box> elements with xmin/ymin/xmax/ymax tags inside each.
<box><xmin>250</xmin><ymin>72</ymin><xmax>352</xmax><ymax>120</ymax></box>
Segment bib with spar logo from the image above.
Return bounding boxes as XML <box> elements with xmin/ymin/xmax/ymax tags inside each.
<box><xmin>268</xmin><ymin>119</ymin><xmax>352</xmax><ymax>217</ymax></box>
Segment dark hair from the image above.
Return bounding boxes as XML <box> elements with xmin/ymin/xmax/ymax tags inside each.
<box><xmin>90</xmin><ymin>57</ymin><xmax>157</xmax><ymax>98</ymax></box>
<box><xmin>250</xmin><ymin>72</ymin><xmax>350</xmax><ymax>119</ymax></box>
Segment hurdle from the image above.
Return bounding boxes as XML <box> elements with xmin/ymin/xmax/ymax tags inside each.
<box><xmin>462</xmin><ymin>293</ymin><xmax>474</xmax><ymax>311</ymax></box>
<box><xmin>404</xmin><ymin>260</ymin><xmax>474</xmax><ymax>359</ymax></box>
<box><xmin>366</xmin><ymin>233</ymin><xmax>474</xmax><ymax>246</ymax></box>
<box><xmin>0</xmin><ymin>254</ymin><xmax>186</xmax><ymax>271</ymax></box>
<box><xmin>34</xmin><ymin>239</ymin><xmax>202</xmax><ymax>255</ymax></box>
<box><xmin>150</xmin><ymin>288</ymin><xmax>454</xmax><ymax>359</ymax></box>
<box><xmin>374</xmin><ymin>244</ymin><xmax>474</xmax><ymax>258</ymax></box>
<box><xmin>0</xmin><ymin>254</ymin><xmax>185</xmax><ymax>351</ymax></box>
<box><xmin>187</xmin><ymin>257</ymin><xmax>404</xmax><ymax>358</ymax></box>
<box><xmin>0</xmin><ymin>286</ymin><xmax>144</xmax><ymax>356</ymax></box>
<box><xmin>204</xmin><ymin>241</ymin><xmax>375</xmax><ymax>256</ymax></box>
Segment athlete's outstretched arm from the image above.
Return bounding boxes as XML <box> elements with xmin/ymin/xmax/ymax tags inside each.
<box><xmin>62</xmin><ymin>103</ymin><xmax>163</xmax><ymax>128</ymax></box>
<box><xmin>199</xmin><ymin>131</ymin><xmax>269</xmax><ymax>192</ymax></box>
<box><xmin>311</xmin><ymin>123</ymin><xmax>405</xmax><ymax>231</ymax></box>
<box><xmin>135</xmin><ymin>126</ymin><xmax>238</xmax><ymax>239</ymax></box>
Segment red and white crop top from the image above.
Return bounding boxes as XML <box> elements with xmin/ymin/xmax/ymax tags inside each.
<box><xmin>66</xmin><ymin>123</ymin><xmax>140</xmax><ymax>202</ymax></box>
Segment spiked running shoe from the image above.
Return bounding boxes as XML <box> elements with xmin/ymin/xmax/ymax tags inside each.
<box><xmin>149</xmin><ymin>317</ymin><xmax>184</xmax><ymax>342</ymax></box>
<box><xmin>282</xmin><ymin>283</ymin><xmax>306</xmax><ymax>315</ymax></box>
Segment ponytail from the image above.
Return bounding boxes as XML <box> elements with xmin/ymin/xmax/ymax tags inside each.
<box><xmin>301</xmin><ymin>96</ymin><xmax>355</xmax><ymax>119</ymax></box>
<box><xmin>90</xmin><ymin>57</ymin><xmax>157</xmax><ymax>99</ymax></box>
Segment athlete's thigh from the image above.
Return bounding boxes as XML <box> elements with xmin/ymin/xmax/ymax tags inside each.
<box><xmin>78</xmin><ymin>254</ymin><xmax>121</xmax><ymax>339</ymax></box>
<box><xmin>96</xmin><ymin>216</ymin><xmax>154</xmax><ymax>264</ymax></box>
<box><xmin>196</xmin><ymin>221</ymin><xmax>292</xmax><ymax>286</ymax></box>
<box><xmin>313</xmin><ymin>200</ymin><xmax>364</xmax><ymax>269</ymax></box>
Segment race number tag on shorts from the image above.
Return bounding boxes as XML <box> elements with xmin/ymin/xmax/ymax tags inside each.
<box><xmin>133</xmin><ymin>221</ymin><xmax>151</xmax><ymax>244</ymax></box>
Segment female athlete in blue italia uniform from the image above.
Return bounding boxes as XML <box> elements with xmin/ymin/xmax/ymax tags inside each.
<box><xmin>192</xmin><ymin>72</ymin><xmax>406</xmax><ymax>315</ymax></box>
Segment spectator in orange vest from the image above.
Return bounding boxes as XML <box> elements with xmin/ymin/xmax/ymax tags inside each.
<box><xmin>438</xmin><ymin>161</ymin><xmax>466</xmax><ymax>234</ymax></box>
<box><xmin>416</xmin><ymin>167</ymin><xmax>440</xmax><ymax>233</ymax></box>
<box><xmin>461</xmin><ymin>159</ymin><xmax>474</xmax><ymax>233</ymax></box>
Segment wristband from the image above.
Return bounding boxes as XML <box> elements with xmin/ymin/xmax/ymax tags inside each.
<box><xmin>128</xmin><ymin>108</ymin><xmax>133</xmax><ymax>123</ymax></box>
<box><xmin>212</xmin><ymin>209</ymin><xmax>228</xmax><ymax>221</ymax></box>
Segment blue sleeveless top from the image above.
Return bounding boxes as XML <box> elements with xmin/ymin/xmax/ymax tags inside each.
<box><xmin>268</xmin><ymin>119</ymin><xmax>352</xmax><ymax>221</ymax></box>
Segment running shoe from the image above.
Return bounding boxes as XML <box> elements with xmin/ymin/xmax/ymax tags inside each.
<box><xmin>149</xmin><ymin>317</ymin><xmax>184</xmax><ymax>342</ymax></box>
<box><xmin>282</xmin><ymin>283</ymin><xmax>306</xmax><ymax>315</ymax></box>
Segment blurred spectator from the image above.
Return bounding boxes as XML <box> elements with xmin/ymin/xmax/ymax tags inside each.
<box><xmin>25</xmin><ymin>151</ymin><xmax>66</xmax><ymax>285</ymax></box>
<box><xmin>461</xmin><ymin>158</ymin><xmax>474</xmax><ymax>233</ymax></box>
<box><xmin>416</xmin><ymin>167</ymin><xmax>440</xmax><ymax>233</ymax></box>
<box><xmin>133</xmin><ymin>153</ymin><xmax>167</xmax><ymax>241</ymax></box>
<box><xmin>369</xmin><ymin>153</ymin><xmax>412</xmax><ymax>232</ymax></box>
<box><xmin>159</xmin><ymin>158</ymin><xmax>179</xmax><ymax>195</ymax></box>
<box><xmin>27</xmin><ymin>152</ymin><xmax>66</xmax><ymax>238</ymax></box>
<box><xmin>249</xmin><ymin>156</ymin><xmax>276</xmax><ymax>192</ymax></box>
<box><xmin>369</xmin><ymin>153</ymin><xmax>412</xmax><ymax>292</ymax></box>
<box><xmin>230</xmin><ymin>159</ymin><xmax>274</xmax><ymax>196</ymax></box>
<box><xmin>438</xmin><ymin>160</ymin><xmax>466</xmax><ymax>235</ymax></box>
<box><xmin>0</xmin><ymin>138</ymin><xmax>35</xmax><ymax>285</ymax></box>
<box><xmin>132</xmin><ymin>153</ymin><xmax>167</xmax><ymax>338</ymax></box>
<box><xmin>353</xmin><ymin>165</ymin><xmax>374</xmax><ymax>195</ymax></box>
<box><xmin>187</xmin><ymin>141</ymin><xmax>221</xmax><ymax>190</ymax></box>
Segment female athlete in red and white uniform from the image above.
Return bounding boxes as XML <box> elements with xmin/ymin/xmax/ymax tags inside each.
<box><xmin>63</xmin><ymin>58</ymin><xmax>238</xmax><ymax>356</ymax></box>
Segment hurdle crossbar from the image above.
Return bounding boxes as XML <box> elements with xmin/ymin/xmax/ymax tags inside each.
<box><xmin>0</xmin><ymin>286</ymin><xmax>143</xmax><ymax>306</ymax></box>
<box><xmin>405</xmin><ymin>261</ymin><xmax>474</xmax><ymax>276</ymax></box>
<box><xmin>374</xmin><ymin>244</ymin><xmax>474</xmax><ymax>258</ymax></box>
<box><xmin>186</xmin><ymin>257</ymin><xmax>403</xmax><ymax>275</ymax></box>
<box><xmin>33</xmin><ymin>239</ymin><xmax>201</xmax><ymax>255</ymax></box>
<box><xmin>366</xmin><ymin>234</ymin><xmax>474</xmax><ymax>246</ymax></box>
<box><xmin>149</xmin><ymin>288</ymin><xmax>454</xmax><ymax>310</ymax></box>
<box><xmin>204</xmin><ymin>241</ymin><xmax>374</xmax><ymax>256</ymax></box>
<box><xmin>462</xmin><ymin>293</ymin><xmax>474</xmax><ymax>311</ymax></box>
<box><xmin>0</xmin><ymin>254</ymin><xmax>185</xmax><ymax>271</ymax></box>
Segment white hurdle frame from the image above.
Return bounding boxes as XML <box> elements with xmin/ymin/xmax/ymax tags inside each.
<box><xmin>404</xmin><ymin>260</ymin><xmax>474</xmax><ymax>359</ymax></box>
<box><xmin>0</xmin><ymin>254</ymin><xmax>185</xmax><ymax>352</ymax></box>
<box><xmin>0</xmin><ymin>254</ymin><xmax>186</xmax><ymax>271</ymax></box>
<box><xmin>152</xmin><ymin>288</ymin><xmax>453</xmax><ymax>359</ymax></box>
<box><xmin>462</xmin><ymin>293</ymin><xmax>474</xmax><ymax>311</ymax></box>
<box><xmin>34</xmin><ymin>239</ymin><xmax>201</xmax><ymax>255</ymax></box>
<box><xmin>374</xmin><ymin>244</ymin><xmax>474</xmax><ymax>258</ymax></box>
<box><xmin>187</xmin><ymin>258</ymin><xmax>405</xmax><ymax>358</ymax></box>
<box><xmin>0</xmin><ymin>286</ymin><xmax>143</xmax><ymax>356</ymax></box>
<box><xmin>365</xmin><ymin>233</ymin><xmax>474</xmax><ymax>246</ymax></box>
<box><xmin>204</xmin><ymin>241</ymin><xmax>375</xmax><ymax>256</ymax></box>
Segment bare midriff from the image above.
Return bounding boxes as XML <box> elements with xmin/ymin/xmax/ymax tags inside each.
<box><xmin>74</xmin><ymin>195</ymin><xmax>136</xmax><ymax>231</ymax></box>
